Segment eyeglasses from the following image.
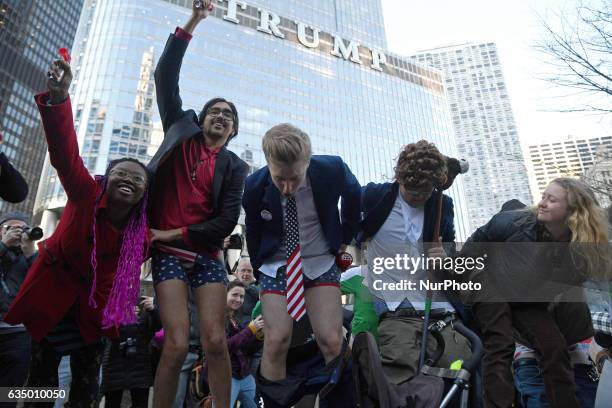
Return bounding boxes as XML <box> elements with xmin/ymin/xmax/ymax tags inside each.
<box><xmin>207</xmin><ymin>108</ymin><xmax>234</xmax><ymax>121</ymax></box>
<box><xmin>109</xmin><ymin>169</ymin><xmax>147</xmax><ymax>186</ymax></box>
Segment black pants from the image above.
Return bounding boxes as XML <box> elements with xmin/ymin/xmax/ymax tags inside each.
<box><xmin>104</xmin><ymin>388</ymin><xmax>149</xmax><ymax>408</ymax></box>
<box><xmin>475</xmin><ymin>302</ymin><xmax>587</xmax><ymax>408</ymax></box>
<box><xmin>512</xmin><ymin>305</ymin><xmax>580</xmax><ymax>408</ymax></box>
<box><xmin>472</xmin><ymin>302</ymin><xmax>515</xmax><ymax>408</ymax></box>
<box><xmin>0</xmin><ymin>331</ymin><xmax>31</xmax><ymax>408</ymax></box>
<box><xmin>25</xmin><ymin>338</ymin><xmax>104</xmax><ymax>408</ymax></box>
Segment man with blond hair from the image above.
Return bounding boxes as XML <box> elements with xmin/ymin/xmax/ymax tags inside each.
<box><xmin>242</xmin><ymin>123</ymin><xmax>361</xmax><ymax>405</ymax></box>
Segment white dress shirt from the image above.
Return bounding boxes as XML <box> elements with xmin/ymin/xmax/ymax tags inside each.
<box><xmin>260</xmin><ymin>176</ymin><xmax>335</xmax><ymax>280</ymax></box>
<box><xmin>366</xmin><ymin>193</ymin><xmax>454</xmax><ymax>312</ymax></box>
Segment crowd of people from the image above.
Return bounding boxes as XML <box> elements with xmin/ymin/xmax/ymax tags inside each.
<box><xmin>1</xmin><ymin>1</ymin><xmax>611</xmax><ymax>407</ymax></box>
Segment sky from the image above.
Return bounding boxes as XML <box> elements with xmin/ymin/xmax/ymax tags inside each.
<box><xmin>381</xmin><ymin>0</ymin><xmax>611</xmax><ymax>150</ymax></box>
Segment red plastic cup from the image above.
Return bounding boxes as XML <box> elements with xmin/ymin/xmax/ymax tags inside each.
<box><xmin>58</xmin><ymin>48</ymin><xmax>71</xmax><ymax>63</ymax></box>
<box><xmin>336</xmin><ymin>252</ymin><xmax>353</xmax><ymax>271</ymax></box>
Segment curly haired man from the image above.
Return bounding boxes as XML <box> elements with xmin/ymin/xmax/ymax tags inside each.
<box><xmin>359</xmin><ymin>140</ymin><xmax>472</xmax><ymax>384</ymax></box>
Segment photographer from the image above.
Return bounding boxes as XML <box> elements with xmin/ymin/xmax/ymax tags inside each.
<box><xmin>101</xmin><ymin>296</ymin><xmax>162</xmax><ymax>407</ymax></box>
<box><xmin>0</xmin><ymin>212</ymin><xmax>38</xmax><ymax>393</ymax></box>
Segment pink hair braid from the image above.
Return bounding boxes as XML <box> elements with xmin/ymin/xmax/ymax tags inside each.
<box><xmin>101</xmin><ymin>191</ymin><xmax>149</xmax><ymax>328</ymax></box>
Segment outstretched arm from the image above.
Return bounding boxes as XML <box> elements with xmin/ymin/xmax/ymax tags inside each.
<box><xmin>35</xmin><ymin>59</ymin><xmax>95</xmax><ymax>202</ymax></box>
<box><xmin>154</xmin><ymin>0</ymin><xmax>213</xmax><ymax>132</ymax></box>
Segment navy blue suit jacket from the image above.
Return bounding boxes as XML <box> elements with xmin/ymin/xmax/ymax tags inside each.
<box><xmin>359</xmin><ymin>182</ymin><xmax>470</xmax><ymax>323</ymax></box>
<box><xmin>360</xmin><ymin>182</ymin><xmax>455</xmax><ymax>250</ymax></box>
<box><xmin>242</xmin><ymin>155</ymin><xmax>361</xmax><ymax>273</ymax></box>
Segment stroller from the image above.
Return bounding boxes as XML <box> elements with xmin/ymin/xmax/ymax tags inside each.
<box><xmin>352</xmin><ymin>315</ymin><xmax>484</xmax><ymax>408</ymax></box>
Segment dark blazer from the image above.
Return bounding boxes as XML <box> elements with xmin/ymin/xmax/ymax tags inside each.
<box><xmin>360</xmin><ymin>182</ymin><xmax>455</xmax><ymax>249</ymax></box>
<box><xmin>0</xmin><ymin>242</ymin><xmax>37</xmax><ymax>321</ymax></box>
<box><xmin>359</xmin><ymin>182</ymin><xmax>468</xmax><ymax>322</ymax></box>
<box><xmin>149</xmin><ymin>33</ymin><xmax>248</xmax><ymax>248</ymax></box>
<box><xmin>242</xmin><ymin>155</ymin><xmax>362</xmax><ymax>273</ymax></box>
<box><xmin>0</xmin><ymin>152</ymin><xmax>28</xmax><ymax>203</ymax></box>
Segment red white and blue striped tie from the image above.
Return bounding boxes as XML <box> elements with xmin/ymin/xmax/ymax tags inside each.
<box><xmin>285</xmin><ymin>196</ymin><xmax>306</xmax><ymax>321</ymax></box>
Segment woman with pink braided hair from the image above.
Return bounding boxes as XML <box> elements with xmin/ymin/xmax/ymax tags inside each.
<box><xmin>4</xmin><ymin>57</ymin><xmax>151</xmax><ymax>406</ymax></box>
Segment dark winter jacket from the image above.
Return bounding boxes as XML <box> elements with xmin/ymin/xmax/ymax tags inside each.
<box><xmin>460</xmin><ymin>208</ymin><xmax>594</xmax><ymax>344</ymax></box>
<box><xmin>460</xmin><ymin>209</ymin><xmax>588</xmax><ymax>301</ymax></box>
<box><xmin>0</xmin><ymin>242</ymin><xmax>37</xmax><ymax>324</ymax></box>
<box><xmin>101</xmin><ymin>308</ymin><xmax>162</xmax><ymax>392</ymax></box>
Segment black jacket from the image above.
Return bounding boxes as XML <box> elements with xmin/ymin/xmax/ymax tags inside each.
<box><xmin>358</xmin><ymin>182</ymin><xmax>469</xmax><ymax>323</ymax></box>
<box><xmin>0</xmin><ymin>152</ymin><xmax>28</xmax><ymax>203</ymax></box>
<box><xmin>464</xmin><ymin>208</ymin><xmax>538</xmax><ymax>243</ymax></box>
<box><xmin>359</xmin><ymin>181</ymin><xmax>455</xmax><ymax>250</ymax></box>
<box><xmin>460</xmin><ymin>209</ymin><xmax>582</xmax><ymax>299</ymax></box>
<box><xmin>0</xmin><ymin>242</ymin><xmax>37</xmax><ymax>322</ymax></box>
<box><xmin>101</xmin><ymin>308</ymin><xmax>162</xmax><ymax>392</ymax></box>
<box><xmin>461</xmin><ymin>208</ymin><xmax>594</xmax><ymax>344</ymax></box>
<box><xmin>149</xmin><ymin>33</ymin><xmax>248</xmax><ymax>249</ymax></box>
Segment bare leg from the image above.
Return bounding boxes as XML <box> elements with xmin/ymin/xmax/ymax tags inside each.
<box><xmin>305</xmin><ymin>286</ymin><xmax>343</xmax><ymax>363</ymax></box>
<box><xmin>153</xmin><ymin>280</ymin><xmax>190</xmax><ymax>408</ymax></box>
<box><xmin>194</xmin><ymin>282</ymin><xmax>231</xmax><ymax>408</ymax></box>
<box><xmin>260</xmin><ymin>293</ymin><xmax>293</xmax><ymax>380</ymax></box>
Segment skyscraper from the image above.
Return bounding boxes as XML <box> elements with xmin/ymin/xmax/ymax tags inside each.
<box><xmin>0</xmin><ymin>0</ymin><xmax>84</xmax><ymax>214</ymax></box>
<box><xmin>584</xmin><ymin>145</ymin><xmax>612</xmax><ymax>209</ymax></box>
<box><xmin>34</xmin><ymin>0</ymin><xmax>472</xmax><ymax>240</ymax></box>
<box><xmin>413</xmin><ymin>43</ymin><xmax>532</xmax><ymax>228</ymax></box>
<box><xmin>527</xmin><ymin>134</ymin><xmax>612</xmax><ymax>202</ymax></box>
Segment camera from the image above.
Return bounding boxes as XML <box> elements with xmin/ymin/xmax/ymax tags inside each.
<box><xmin>227</xmin><ymin>234</ymin><xmax>243</xmax><ymax>250</ymax></box>
<box><xmin>24</xmin><ymin>227</ymin><xmax>43</xmax><ymax>241</ymax></box>
<box><xmin>119</xmin><ymin>337</ymin><xmax>138</xmax><ymax>357</ymax></box>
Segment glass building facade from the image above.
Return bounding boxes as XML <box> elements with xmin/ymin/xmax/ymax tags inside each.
<box><xmin>0</xmin><ymin>0</ymin><xmax>84</xmax><ymax>215</ymax></box>
<box><xmin>413</xmin><ymin>43</ymin><xmax>533</xmax><ymax>229</ymax></box>
<box><xmin>35</xmin><ymin>0</ymin><xmax>472</xmax><ymax>240</ymax></box>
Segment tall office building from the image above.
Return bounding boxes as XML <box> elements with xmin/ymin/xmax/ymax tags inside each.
<box><xmin>413</xmin><ymin>43</ymin><xmax>532</xmax><ymax>228</ymax></box>
<box><xmin>0</xmin><ymin>0</ymin><xmax>84</xmax><ymax>214</ymax></box>
<box><xmin>34</xmin><ymin>0</ymin><xmax>472</xmax><ymax>240</ymax></box>
<box><xmin>527</xmin><ymin>134</ymin><xmax>612</xmax><ymax>202</ymax></box>
<box><xmin>584</xmin><ymin>145</ymin><xmax>612</xmax><ymax>209</ymax></box>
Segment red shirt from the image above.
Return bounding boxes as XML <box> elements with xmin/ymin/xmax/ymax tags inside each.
<box><xmin>148</xmin><ymin>27</ymin><xmax>222</xmax><ymax>256</ymax></box>
<box><xmin>174</xmin><ymin>27</ymin><xmax>192</xmax><ymax>42</ymax></box>
<box><xmin>149</xmin><ymin>135</ymin><xmax>220</xmax><ymax>255</ymax></box>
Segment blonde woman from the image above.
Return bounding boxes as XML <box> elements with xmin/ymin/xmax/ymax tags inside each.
<box><xmin>464</xmin><ymin>178</ymin><xmax>610</xmax><ymax>408</ymax></box>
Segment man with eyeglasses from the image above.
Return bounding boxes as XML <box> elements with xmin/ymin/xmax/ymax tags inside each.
<box><xmin>0</xmin><ymin>212</ymin><xmax>38</xmax><ymax>397</ymax></box>
<box><xmin>147</xmin><ymin>1</ymin><xmax>248</xmax><ymax>406</ymax></box>
<box><xmin>358</xmin><ymin>141</ymin><xmax>471</xmax><ymax>384</ymax></box>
